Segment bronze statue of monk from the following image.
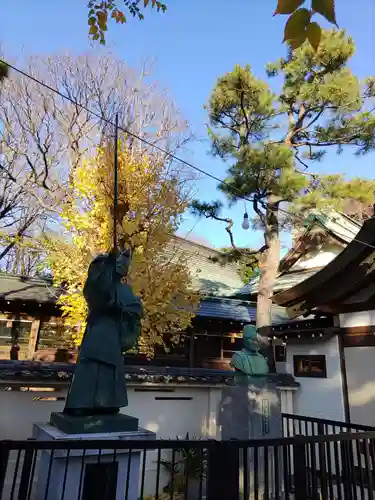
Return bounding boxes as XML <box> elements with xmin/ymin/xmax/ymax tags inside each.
<box><xmin>63</xmin><ymin>249</ymin><xmax>143</xmax><ymax>417</ymax></box>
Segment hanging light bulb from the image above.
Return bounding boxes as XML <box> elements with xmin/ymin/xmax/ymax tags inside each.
<box><xmin>242</xmin><ymin>212</ymin><xmax>250</xmax><ymax>230</ymax></box>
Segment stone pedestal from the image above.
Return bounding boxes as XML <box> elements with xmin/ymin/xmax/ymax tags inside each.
<box><xmin>33</xmin><ymin>423</ymin><xmax>156</xmax><ymax>500</ymax></box>
<box><xmin>219</xmin><ymin>376</ymin><xmax>282</xmax><ymax>440</ymax></box>
<box><xmin>219</xmin><ymin>376</ymin><xmax>283</xmax><ymax>499</ymax></box>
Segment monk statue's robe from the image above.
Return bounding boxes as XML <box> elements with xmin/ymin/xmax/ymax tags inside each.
<box><xmin>231</xmin><ymin>324</ymin><xmax>269</xmax><ymax>375</ymax></box>
<box><xmin>63</xmin><ymin>250</ymin><xmax>143</xmax><ymax>416</ymax></box>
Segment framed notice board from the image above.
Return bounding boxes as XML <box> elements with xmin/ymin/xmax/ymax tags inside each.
<box><xmin>293</xmin><ymin>354</ymin><xmax>327</xmax><ymax>378</ymax></box>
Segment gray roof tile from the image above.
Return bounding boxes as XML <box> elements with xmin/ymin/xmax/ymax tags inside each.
<box><xmin>0</xmin><ymin>274</ymin><xmax>58</xmax><ymax>303</ymax></box>
<box><xmin>0</xmin><ymin>360</ymin><xmax>300</xmax><ymax>387</ymax></box>
<box><xmin>167</xmin><ymin>237</ymin><xmax>244</xmax><ymax>297</ymax></box>
<box><xmin>239</xmin><ymin>269</ymin><xmax>318</xmax><ymax>296</ymax></box>
<box><xmin>197</xmin><ymin>298</ymin><xmax>256</xmax><ymax>322</ymax></box>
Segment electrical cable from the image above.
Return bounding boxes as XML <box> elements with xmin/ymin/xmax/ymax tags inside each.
<box><xmin>2</xmin><ymin>58</ymin><xmax>375</xmax><ymax>252</ymax></box>
<box><xmin>0</xmin><ymin>59</ymin><xmax>258</xmax><ymax>206</ymax></box>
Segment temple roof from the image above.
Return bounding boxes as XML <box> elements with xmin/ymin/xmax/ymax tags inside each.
<box><xmin>237</xmin><ymin>211</ymin><xmax>360</xmax><ymax>298</ymax></box>
<box><xmin>0</xmin><ymin>273</ymin><xmax>296</xmax><ymax>325</ymax></box>
<box><xmin>169</xmin><ymin>236</ymin><xmax>244</xmax><ymax>297</ymax></box>
<box><xmin>0</xmin><ymin>274</ymin><xmax>56</xmax><ymax>304</ymax></box>
<box><xmin>196</xmin><ymin>297</ymin><xmax>300</xmax><ymax>324</ymax></box>
<box><xmin>272</xmin><ymin>216</ymin><xmax>375</xmax><ymax>317</ymax></box>
<box><xmin>0</xmin><ymin>237</ymin><xmax>243</xmax><ymax>302</ymax></box>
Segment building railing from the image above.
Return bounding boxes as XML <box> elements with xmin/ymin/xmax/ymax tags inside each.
<box><xmin>282</xmin><ymin>413</ymin><xmax>375</xmax><ymax>499</ymax></box>
<box><xmin>2</xmin><ymin>427</ymin><xmax>375</xmax><ymax>500</ymax></box>
<box><xmin>282</xmin><ymin>412</ymin><xmax>375</xmax><ymax>437</ymax></box>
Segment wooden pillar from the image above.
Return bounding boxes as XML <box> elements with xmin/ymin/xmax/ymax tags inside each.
<box><xmin>188</xmin><ymin>333</ymin><xmax>195</xmax><ymax>368</ymax></box>
<box><xmin>338</xmin><ymin>333</ymin><xmax>351</xmax><ymax>423</ymax></box>
<box><xmin>27</xmin><ymin>319</ymin><xmax>40</xmax><ymax>360</ymax></box>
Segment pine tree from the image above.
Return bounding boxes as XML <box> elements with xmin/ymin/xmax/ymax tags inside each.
<box><xmin>193</xmin><ymin>30</ymin><xmax>375</xmax><ymax>330</ymax></box>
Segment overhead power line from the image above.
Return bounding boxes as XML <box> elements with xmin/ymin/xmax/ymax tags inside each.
<box><xmin>0</xmin><ymin>59</ymin><xmax>258</xmax><ymax>206</ymax></box>
<box><xmin>2</xmin><ymin>59</ymin><xmax>375</xmax><ymax>252</ymax></box>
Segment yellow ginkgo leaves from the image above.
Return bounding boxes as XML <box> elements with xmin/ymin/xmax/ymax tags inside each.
<box><xmin>45</xmin><ymin>146</ymin><xmax>199</xmax><ymax>356</ymax></box>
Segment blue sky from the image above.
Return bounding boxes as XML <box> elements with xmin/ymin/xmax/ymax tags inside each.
<box><xmin>2</xmin><ymin>0</ymin><xmax>375</xmax><ymax>250</ymax></box>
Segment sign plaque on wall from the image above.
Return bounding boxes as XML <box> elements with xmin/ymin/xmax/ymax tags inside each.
<box><xmin>293</xmin><ymin>354</ymin><xmax>327</xmax><ymax>378</ymax></box>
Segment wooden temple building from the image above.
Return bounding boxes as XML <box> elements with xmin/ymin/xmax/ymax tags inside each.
<box><xmin>236</xmin><ymin>211</ymin><xmax>361</xmax><ymax>341</ymax></box>
<box><xmin>0</xmin><ymin>212</ymin><xmax>362</xmax><ymax>369</ymax></box>
<box><xmin>272</xmin><ymin>214</ymin><xmax>375</xmax><ymax>427</ymax></box>
<box><xmin>2</xmin><ymin>210</ymin><xmax>375</xmax><ymax>427</ymax></box>
<box><xmin>0</xmin><ymin>236</ymin><xmax>263</xmax><ymax>369</ymax></box>
<box><xmin>4</xmin><ymin>208</ymin><xmax>375</xmax><ymax>438</ymax></box>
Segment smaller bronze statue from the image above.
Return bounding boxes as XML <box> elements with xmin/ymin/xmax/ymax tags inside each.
<box><xmin>51</xmin><ymin>249</ymin><xmax>143</xmax><ymax>434</ymax></box>
<box><xmin>231</xmin><ymin>325</ymin><xmax>269</xmax><ymax>375</ymax></box>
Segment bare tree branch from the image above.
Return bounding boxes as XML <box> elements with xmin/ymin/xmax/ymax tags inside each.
<box><xmin>0</xmin><ymin>52</ymin><xmax>192</xmax><ymax>273</ymax></box>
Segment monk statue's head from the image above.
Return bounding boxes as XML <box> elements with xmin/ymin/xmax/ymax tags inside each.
<box><xmin>243</xmin><ymin>325</ymin><xmax>260</xmax><ymax>353</ymax></box>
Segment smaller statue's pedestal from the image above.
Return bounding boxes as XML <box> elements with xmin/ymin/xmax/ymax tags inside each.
<box><xmin>219</xmin><ymin>375</ymin><xmax>283</xmax><ymax>500</ymax></box>
<box><xmin>33</xmin><ymin>423</ymin><xmax>156</xmax><ymax>500</ymax></box>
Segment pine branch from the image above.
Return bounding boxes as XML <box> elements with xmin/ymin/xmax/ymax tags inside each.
<box><xmin>202</xmin><ymin>210</ymin><xmax>237</xmax><ymax>250</ymax></box>
<box><xmin>239</xmin><ymin>90</ymin><xmax>250</xmax><ymax>144</ymax></box>
<box><xmin>191</xmin><ymin>199</ymin><xmax>267</xmax><ymax>255</ymax></box>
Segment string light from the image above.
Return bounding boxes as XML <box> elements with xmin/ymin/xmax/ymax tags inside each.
<box><xmin>3</xmin><ymin>59</ymin><xmax>370</xmax><ymax>350</ymax></box>
<box><xmin>242</xmin><ymin>212</ymin><xmax>250</xmax><ymax>230</ymax></box>
<box><xmin>1</xmin><ymin>59</ymin><xmax>375</xmax><ymax>256</ymax></box>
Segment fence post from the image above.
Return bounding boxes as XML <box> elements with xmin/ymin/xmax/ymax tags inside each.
<box><xmin>293</xmin><ymin>441</ymin><xmax>309</xmax><ymax>500</ymax></box>
<box><xmin>0</xmin><ymin>441</ymin><xmax>10</xmax><ymax>498</ymax></box>
<box><xmin>18</xmin><ymin>448</ymin><xmax>35</xmax><ymax>500</ymax></box>
<box><xmin>340</xmin><ymin>439</ymin><xmax>354</xmax><ymax>500</ymax></box>
<box><xmin>317</xmin><ymin>423</ymin><xmax>329</xmax><ymax>499</ymax></box>
<box><xmin>206</xmin><ymin>441</ymin><xmax>239</xmax><ymax>500</ymax></box>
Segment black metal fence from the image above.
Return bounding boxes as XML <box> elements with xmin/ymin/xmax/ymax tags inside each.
<box><xmin>2</xmin><ymin>416</ymin><xmax>375</xmax><ymax>500</ymax></box>
<box><xmin>283</xmin><ymin>412</ymin><xmax>375</xmax><ymax>437</ymax></box>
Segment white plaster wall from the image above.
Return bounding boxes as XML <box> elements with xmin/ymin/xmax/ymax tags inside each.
<box><xmin>286</xmin><ymin>336</ymin><xmax>345</xmax><ymax>421</ymax></box>
<box><xmin>344</xmin><ymin>346</ymin><xmax>375</xmax><ymax>427</ymax></box>
<box><xmin>0</xmin><ymin>383</ymin><xmax>294</xmax><ymax>498</ymax></box>
<box><xmin>339</xmin><ymin>311</ymin><xmax>375</xmax><ymax>328</ymax></box>
<box><xmin>123</xmin><ymin>385</ymin><xmax>218</xmax><ymax>439</ymax></box>
<box><xmin>291</xmin><ymin>246</ymin><xmax>341</xmax><ymax>271</ymax></box>
<box><xmin>0</xmin><ymin>383</ymin><xmax>293</xmax><ymax>441</ymax></box>
<box><xmin>0</xmin><ymin>385</ymin><xmax>217</xmax><ymax>441</ymax></box>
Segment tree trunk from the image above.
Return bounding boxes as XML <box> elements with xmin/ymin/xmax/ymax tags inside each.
<box><xmin>256</xmin><ymin>198</ymin><xmax>281</xmax><ymax>372</ymax></box>
<box><xmin>256</xmin><ymin>235</ymin><xmax>280</xmax><ymax>328</ymax></box>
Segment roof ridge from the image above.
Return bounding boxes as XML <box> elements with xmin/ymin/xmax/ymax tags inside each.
<box><xmin>0</xmin><ymin>272</ymin><xmax>54</xmax><ymax>284</ymax></box>
<box><xmin>171</xmin><ymin>235</ymin><xmax>223</xmax><ymax>255</ymax></box>
<box><xmin>278</xmin><ymin>209</ymin><xmax>359</xmax><ymax>275</ymax></box>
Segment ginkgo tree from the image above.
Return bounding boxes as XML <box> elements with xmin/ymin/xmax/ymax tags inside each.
<box><xmin>86</xmin><ymin>0</ymin><xmax>338</xmax><ymax>50</ymax></box>
<box><xmin>44</xmin><ymin>146</ymin><xmax>200</xmax><ymax>357</ymax></box>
